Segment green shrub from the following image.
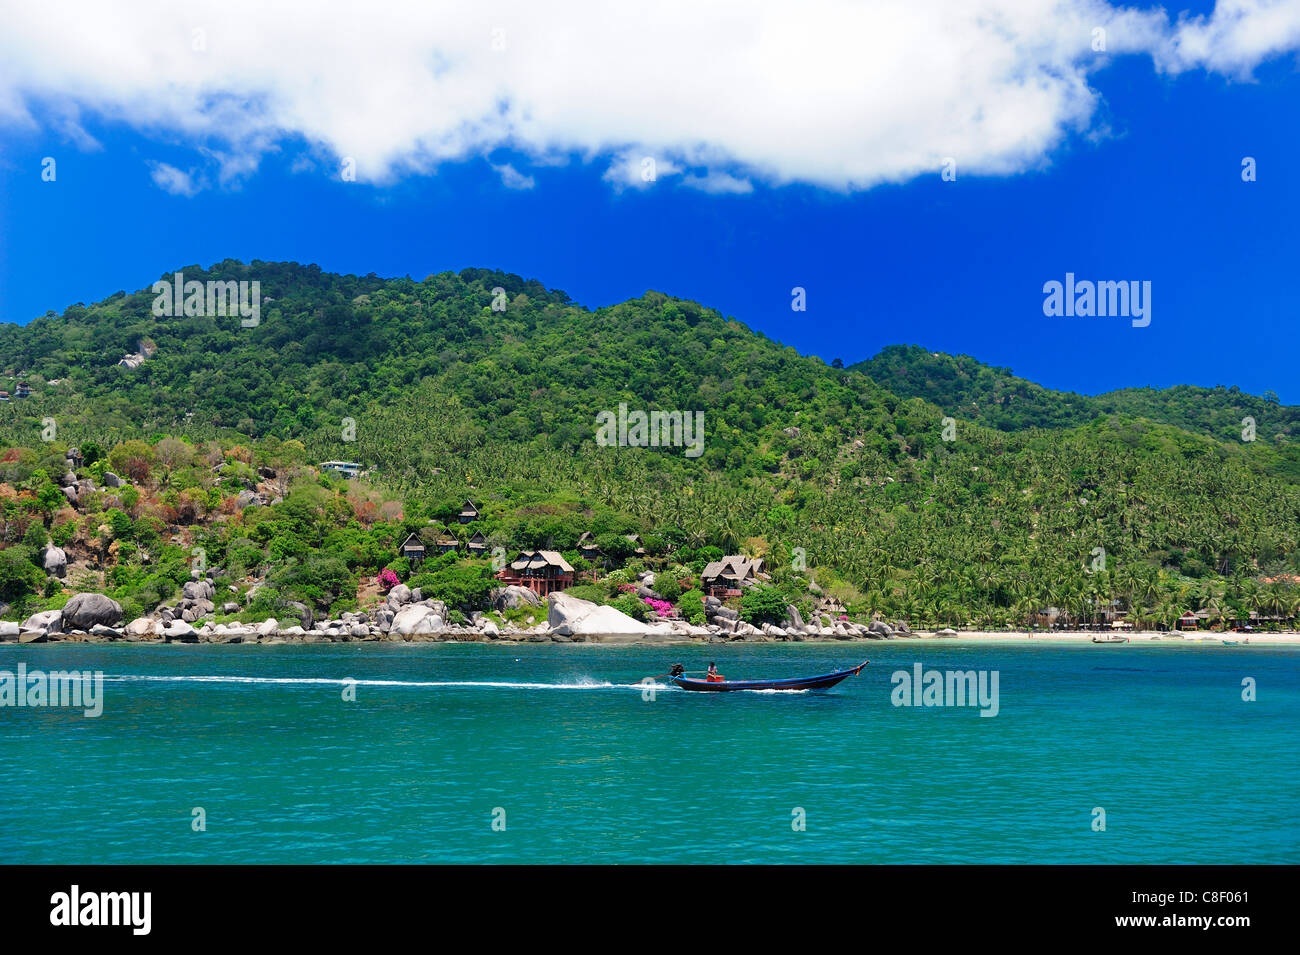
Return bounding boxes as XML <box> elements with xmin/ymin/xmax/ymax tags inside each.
<box><xmin>133</xmin><ymin>516</ymin><xmax>161</xmax><ymax>550</ymax></box>
<box><xmin>595</xmin><ymin>534</ymin><xmax>637</xmax><ymax>561</ymax></box>
<box><xmin>412</xmin><ymin>562</ymin><xmax>495</xmax><ymax>611</ymax></box>
<box><xmin>268</xmin><ymin>555</ymin><xmax>355</xmax><ymax>611</ymax></box>
<box><xmin>119</xmin><ymin>598</ymin><xmax>145</xmax><ymax>624</ymax></box>
<box><xmin>245</xmin><ymin>586</ymin><xmax>290</xmax><ymax>620</ymax></box>
<box><xmin>106</xmin><ymin>508</ymin><xmax>134</xmax><ymax>541</ymax></box>
<box><xmin>0</xmin><ymin>546</ymin><xmax>45</xmax><ymax>603</ymax></box>
<box><xmin>50</xmin><ymin>520</ymin><xmax>78</xmax><ymax>548</ymax></box>
<box><xmin>655</xmin><ymin>576</ymin><xmax>682</xmax><ymax>602</ymax></box>
<box><xmin>609</xmin><ymin>594</ymin><xmax>648</xmax><ymax>622</ymax></box>
<box><xmin>677</xmin><ymin>588</ymin><xmax>707</xmax><ymax>624</ymax></box>
<box><xmin>224</xmin><ymin>538</ymin><xmax>266</xmax><ymax>578</ymax></box>
<box><xmin>740</xmin><ymin>584</ymin><xmax>790</xmax><ymax>624</ymax></box>
<box><xmin>22</xmin><ymin>522</ymin><xmax>48</xmax><ymax>551</ymax></box>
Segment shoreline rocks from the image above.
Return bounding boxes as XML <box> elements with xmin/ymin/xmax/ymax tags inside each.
<box><xmin>2</xmin><ymin>612</ymin><xmax>1284</xmax><ymax>646</ymax></box>
<box><xmin>2</xmin><ymin>587</ymin><xmax>920</xmax><ymax>646</ymax></box>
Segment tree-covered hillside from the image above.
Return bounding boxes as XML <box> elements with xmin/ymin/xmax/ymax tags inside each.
<box><xmin>1</xmin><ymin>261</ymin><xmax>1298</xmax><ymax>632</ymax></box>
<box><xmin>856</xmin><ymin>344</ymin><xmax>1300</xmax><ymax>476</ymax></box>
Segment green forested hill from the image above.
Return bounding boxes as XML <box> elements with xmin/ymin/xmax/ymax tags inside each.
<box><xmin>856</xmin><ymin>344</ymin><xmax>1300</xmax><ymax>469</ymax></box>
<box><xmin>1</xmin><ymin>261</ymin><xmax>1297</xmax><ymax>629</ymax></box>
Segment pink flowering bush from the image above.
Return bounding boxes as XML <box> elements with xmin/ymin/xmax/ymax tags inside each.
<box><xmin>643</xmin><ymin>597</ymin><xmax>674</xmax><ymax>616</ymax></box>
<box><xmin>377</xmin><ymin>567</ymin><xmax>400</xmax><ymax>591</ymax></box>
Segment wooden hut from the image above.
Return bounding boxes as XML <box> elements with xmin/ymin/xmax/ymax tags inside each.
<box><xmin>399</xmin><ymin>532</ymin><xmax>427</xmax><ymax>566</ymax></box>
<box><xmin>701</xmin><ymin>556</ymin><xmax>764</xmax><ymax>598</ymax></box>
<box><xmin>496</xmin><ymin>550</ymin><xmax>575</xmax><ymax>596</ymax></box>
<box><xmin>433</xmin><ymin>525</ymin><xmax>460</xmax><ymax>554</ymax></box>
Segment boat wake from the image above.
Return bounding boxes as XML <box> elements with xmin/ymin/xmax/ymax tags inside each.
<box><xmin>103</xmin><ymin>676</ymin><xmax>816</xmax><ymax>694</ymax></box>
<box><xmin>744</xmin><ymin>688</ymin><xmax>810</xmax><ymax>694</ymax></box>
<box><xmin>104</xmin><ymin>674</ymin><xmax>678</xmax><ymax>691</ymax></box>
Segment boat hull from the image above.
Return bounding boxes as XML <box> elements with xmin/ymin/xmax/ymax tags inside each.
<box><xmin>670</xmin><ymin>662</ymin><xmax>866</xmax><ymax>692</ymax></box>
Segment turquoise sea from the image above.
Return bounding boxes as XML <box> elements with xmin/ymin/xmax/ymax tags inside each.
<box><xmin>1</xmin><ymin>641</ymin><xmax>1296</xmax><ymax>864</ymax></box>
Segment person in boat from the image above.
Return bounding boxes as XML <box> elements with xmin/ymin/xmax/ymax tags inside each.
<box><xmin>706</xmin><ymin>662</ymin><xmax>724</xmax><ymax>683</ymax></box>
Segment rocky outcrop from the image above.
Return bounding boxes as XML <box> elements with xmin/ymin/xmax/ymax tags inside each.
<box><xmin>491</xmin><ymin>585</ymin><xmax>541</xmax><ymax>611</ymax></box>
<box><xmin>183</xmin><ymin>579</ymin><xmax>215</xmax><ymax>602</ymax></box>
<box><xmin>164</xmin><ymin>620</ymin><xmax>199</xmax><ymax>642</ymax></box>
<box><xmin>125</xmin><ymin>617</ymin><xmax>158</xmax><ymax>637</ymax></box>
<box><xmin>181</xmin><ymin>600</ymin><xmax>214</xmax><ymax>623</ymax></box>
<box><xmin>385</xmin><ymin>585</ymin><xmax>412</xmax><ymax>611</ymax></box>
<box><xmin>22</xmin><ymin>609</ymin><xmax>63</xmax><ymax>633</ymax></box>
<box><xmin>287</xmin><ymin>601</ymin><xmax>314</xmax><ymax>630</ymax></box>
<box><xmin>42</xmin><ymin>545</ymin><xmax>67</xmax><ymax>579</ymax></box>
<box><xmin>61</xmin><ymin>593</ymin><xmax>123</xmax><ymax>631</ymax></box>
<box><xmin>390</xmin><ymin>603</ymin><xmax>446</xmax><ymax>636</ymax></box>
<box><xmin>547</xmin><ymin>592</ymin><xmax>649</xmax><ymax>636</ymax></box>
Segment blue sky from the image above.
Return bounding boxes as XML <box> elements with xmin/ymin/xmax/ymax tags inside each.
<box><xmin>0</xmin><ymin>1</ymin><xmax>1296</xmax><ymax>400</ymax></box>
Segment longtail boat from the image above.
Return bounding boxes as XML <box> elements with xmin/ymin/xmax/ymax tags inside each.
<box><xmin>664</xmin><ymin>661</ymin><xmax>867</xmax><ymax>692</ymax></box>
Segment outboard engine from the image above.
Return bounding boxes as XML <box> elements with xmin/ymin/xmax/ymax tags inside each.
<box><xmin>669</xmin><ymin>664</ymin><xmax>685</xmax><ymax>678</ymax></box>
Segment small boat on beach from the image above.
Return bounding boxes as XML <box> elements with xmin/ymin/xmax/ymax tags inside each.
<box><xmin>662</xmin><ymin>661</ymin><xmax>867</xmax><ymax>692</ymax></box>
<box><xmin>1091</xmin><ymin>635</ymin><xmax>1130</xmax><ymax>644</ymax></box>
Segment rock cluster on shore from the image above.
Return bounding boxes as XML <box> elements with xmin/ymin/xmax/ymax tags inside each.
<box><xmin>696</xmin><ymin>593</ymin><xmax>905</xmax><ymax>641</ymax></box>
<box><xmin>2</xmin><ymin>581</ymin><xmax>907</xmax><ymax>645</ymax></box>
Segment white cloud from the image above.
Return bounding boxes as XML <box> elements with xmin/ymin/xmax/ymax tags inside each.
<box><xmin>146</xmin><ymin>161</ymin><xmax>203</xmax><ymax>196</ymax></box>
<box><xmin>492</xmin><ymin>162</ymin><xmax>535</xmax><ymax>189</ymax></box>
<box><xmin>682</xmin><ymin>172</ymin><xmax>754</xmax><ymax>195</ymax></box>
<box><xmin>0</xmin><ymin>1</ymin><xmax>1296</xmax><ymax>195</ymax></box>
<box><xmin>602</xmin><ymin>149</ymin><xmax>685</xmax><ymax>190</ymax></box>
<box><xmin>1158</xmin><ymin>0</ymin><xmax>1300</xmax><ymax>75</ymax></box>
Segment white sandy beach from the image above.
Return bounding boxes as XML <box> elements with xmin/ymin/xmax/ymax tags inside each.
<box><xmin>902</xmin><ymin>629</ymin><xmax>1300</xmax><ymax>647</ymax></box>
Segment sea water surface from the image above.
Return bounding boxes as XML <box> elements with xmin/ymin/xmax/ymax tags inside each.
<box><xmin>1</xmin><ymin>641</ymin><xmax>1296</xmax><ymax>864</ymax></box>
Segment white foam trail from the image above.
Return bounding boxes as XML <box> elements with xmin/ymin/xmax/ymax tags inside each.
<box><xmin>104</xmin><ymin>675</ymin><xmax>676</xmax><ymax>691</ymax></box>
